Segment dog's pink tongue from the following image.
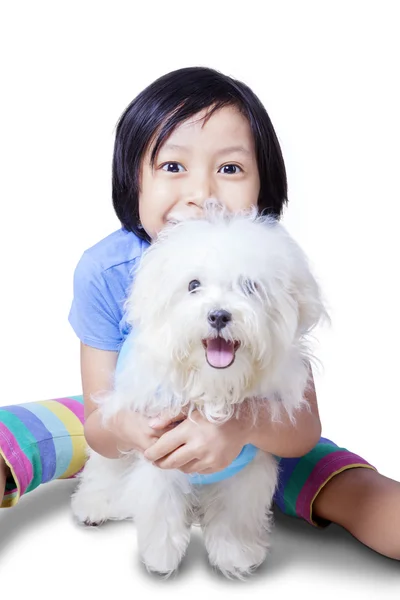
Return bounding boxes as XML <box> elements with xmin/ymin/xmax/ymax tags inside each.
<box><xmin>206</xmin><ymin>338</ymin><xmax>235</xmax><ymax>368</ymax></box>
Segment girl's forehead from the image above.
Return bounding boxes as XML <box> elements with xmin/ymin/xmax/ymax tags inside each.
<box><xmin>161</xmin><ymin>105</ymin><xmax>254</xmax><ymax>148</ymax></box>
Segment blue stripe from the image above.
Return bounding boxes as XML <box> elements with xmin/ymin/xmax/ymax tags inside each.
<box><xmin>273</xmin><ymin>437</ymin><xmax>337</xmax><ymax>509</ymax></box>
<box><xmin>18</xmin><ymin>402</ymin><xmax>73</xmax><ymax>479</ymax></box>
<box><xmin>2</xmin><ymin>405</ymin><xmax>56</xmax><ymax>483</ymax></box>
<box><xmin>273</xmin><ymin>457</ymin><xmax>302</xmax><ymax>509</ymax></box>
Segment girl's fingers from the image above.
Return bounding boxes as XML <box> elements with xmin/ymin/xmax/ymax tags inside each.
<box><xmin>179</xmin><ymin>461</ymin><xmax>218</xmax><ymax>475</ymax></box>
<box><xmin>154</xmin><ymin>447</ymin><xmax>197</xmax><ymax>470</ymax></box>
<box><xmin>179</xmin><ymin>460</ymin><xmax>202</xmax><ymax>474</ymax></box>
<box><xmin>144</xmin><ymin>426</ymin><xmax>187</xmax><ymax>461</ymax></box>
<box><xmin>149</xmin><ymin>411</ymin><xmax>186</xmax><ymax>430</ymax></box>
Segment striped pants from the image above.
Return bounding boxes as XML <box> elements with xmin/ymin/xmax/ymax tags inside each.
<box><xmin>0</xmin><ymin>395</ymin><xmax>375</xmax><ymax>526</ymax></box>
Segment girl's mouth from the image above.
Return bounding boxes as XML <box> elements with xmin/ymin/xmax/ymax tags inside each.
<box><xmin>202</xmin><ymin>337</ymin><xmax>240</xmax><ymax>369</ymax></box>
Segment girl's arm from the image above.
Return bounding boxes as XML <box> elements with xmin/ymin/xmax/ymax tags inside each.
<box><xmin>81</xmin><ymin>342</ymin><xmax>122</xmax><ymax>458</ymax></box>
<box><xmin>244</xmin><ymin>371</ymin><xmax>322</xmax><ymax>457</ymax></box>
<box><xmin>81</xmin><ymin>343</ymin><xmax>174</xmax><ymax>458</ymax></box>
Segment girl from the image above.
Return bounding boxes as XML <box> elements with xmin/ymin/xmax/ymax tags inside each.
<box><xmin>0</xmin><ymin>66</ymin><xmax>399</xmax><ymax>561</ymax></box>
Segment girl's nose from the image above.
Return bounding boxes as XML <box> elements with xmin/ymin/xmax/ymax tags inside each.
<box><xmin>184</xmin><ymin>174</ymin><xmax>214</xmax><ymax>208</ymax></box>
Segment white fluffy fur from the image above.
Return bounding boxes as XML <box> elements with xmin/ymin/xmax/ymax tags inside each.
<box><xmin>71</xmin><ymin>202</ymin><xmax>327</xmax><ymax>579</ymax></box>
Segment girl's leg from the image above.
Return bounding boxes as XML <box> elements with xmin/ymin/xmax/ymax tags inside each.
<box><xmin>274</xmin><ymin>437</ymin><xmax>400</xmax><ymax>560</ymax></box>
<box><xmin>0</xmin><ymin>395</ymin><xmax>86</xmax><ymax>508</ymax></box>
<box><xmin>313</xmin><ymin>468</ymin><xmax>400</xmax><ymax>560</ymax></box>
<box><xmin>273</xmin><ymin>436</ymin><xmax>375</xmax><ymax>526</ymax></box>
<box><xmin>0</xmin><ymin>457</ymin><xmax>7</xmax><ymax>502</ymax></box>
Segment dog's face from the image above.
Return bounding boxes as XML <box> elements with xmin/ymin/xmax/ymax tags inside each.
<box><xmin>126</xmin><ymin>207</ymin><xmax>325</xmax><ymax>391</ymax></box>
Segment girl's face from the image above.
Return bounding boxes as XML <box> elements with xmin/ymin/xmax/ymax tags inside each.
<box><xmin>138</xmin><ymin>105</ymin><xmax>260</xmax><ymax>240</ymax></box>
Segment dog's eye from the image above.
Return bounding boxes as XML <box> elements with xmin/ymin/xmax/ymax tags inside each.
<box><xmin>188</xmin><ymin>280</ymin><xmax>201</xmax><ymax>293</ymax></box>
<box><xmin>240</xmin><ymin>278</ymin><xmax>258</xmax><ymax>295</ymax></box>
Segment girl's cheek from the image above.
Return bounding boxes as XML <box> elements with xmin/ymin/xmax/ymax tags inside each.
<box><xmin>219</xmin><ymin>183</ymin><xmax>258</xmax><ymax>211</ymax></box>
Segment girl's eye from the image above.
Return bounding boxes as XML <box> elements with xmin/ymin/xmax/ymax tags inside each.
<box><xmin>188</xmin><ymin>280</ymin><xmax>201</xmax><ymax>293</ymax></box>
<box><xmin>161</xmin><ymin>162</ymin><xmax>185</xmax><ymax>173</ymax></box>
<box><xmin>218</xmin><ymin>164</ymin><xmax>242</xmax><ymax>175</ymax></box>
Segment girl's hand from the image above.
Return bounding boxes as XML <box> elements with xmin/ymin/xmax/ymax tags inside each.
<box><xmin>144</xmin><ymin>410</ymin><xmax>249</xmax><ymax>474</ymax></box>
<box><xmin>107</xmin><ymin>409</ymin><xmax>178</xmax><ymax>455</ymax></box>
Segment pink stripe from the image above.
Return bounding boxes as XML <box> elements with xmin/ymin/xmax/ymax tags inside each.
<box><xmin>53</xmin><ymin>398</ymin><xmax>85</xmax><ymax>425</ymax></box>
<box><xmin>0</xmin><ymin>423</ymin><xmax>33</xmax><ymax>496</ymax></box>
<box><xmin>295</xmin><ymin>451</ymin><xmax>373</xmax><ymax>524</ymax></box>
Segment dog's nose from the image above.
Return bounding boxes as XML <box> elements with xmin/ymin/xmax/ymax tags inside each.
<box><xmin>208</xmin><ymin>309</ymin><xmax>232</xmax><ymax>330</ymax></box>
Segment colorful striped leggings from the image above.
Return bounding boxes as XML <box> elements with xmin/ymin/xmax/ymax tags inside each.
<box><xmin>0</xmin><ymin>395</ymin><xmax>375</xmax><ymax>526</ymax></box>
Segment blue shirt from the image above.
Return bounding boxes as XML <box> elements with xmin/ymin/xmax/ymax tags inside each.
<box><xmin>69</xmin><ymin>227</ymin><xmax>258</xmax><ymax>484</ymax></box>
<box><xmin>68</xmin><ymin>228</ymin><xmax>149</xmax><ymax>351</ymax></box>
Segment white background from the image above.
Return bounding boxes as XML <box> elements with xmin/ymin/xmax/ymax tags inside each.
<box><xmin>0</xmin><ymin>0</ymin><xmax>399</xmax><ymax>596</ymax></box>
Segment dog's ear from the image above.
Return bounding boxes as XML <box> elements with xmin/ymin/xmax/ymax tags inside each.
<box><xmin>291</xmin><ymin>266</ymin><xmax>329</xmax><ymax>336</ymax></box>
<box><xmin>261</xmin><ymin>219</ymin><xmax>329</xmax><ymax>336</ymax></box>
<box><xmin>124</xmin><ymin>242</ymin><xmax>170</xmax><ymax>326</ymax></box>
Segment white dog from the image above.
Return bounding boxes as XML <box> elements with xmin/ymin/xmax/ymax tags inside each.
<box><xmin>71</xmin><ymin>203</ymin><xmax>326</xmax><ymax>578</ymax></box>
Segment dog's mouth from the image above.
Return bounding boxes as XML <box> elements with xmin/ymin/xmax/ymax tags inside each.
<box><xmin>202</xmin><ymin>337</ymin><xmax>240</xmax><ymax>369</ymax></box>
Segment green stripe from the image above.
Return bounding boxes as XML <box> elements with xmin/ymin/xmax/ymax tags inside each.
<box><xmin>0</xmin><ymin>409</ymin><xmax>43</xmax><ymax>494</ymax></box>
<box><xmin>283</xmin><ymin>441</ymin><xmax>344</xmax><ymax>517</ymax></box>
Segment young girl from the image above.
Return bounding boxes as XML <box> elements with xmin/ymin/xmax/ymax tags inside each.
<box><xmin>0</xmin><ymin>66</ymin><xmax>399</xmax><ymax>561</ymax></box>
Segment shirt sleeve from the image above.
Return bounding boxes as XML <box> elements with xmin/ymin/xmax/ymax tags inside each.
<box><xmin>68</xmin><ymin>252</ymin><xmax>123</xmax><ymax>352</ymax></box>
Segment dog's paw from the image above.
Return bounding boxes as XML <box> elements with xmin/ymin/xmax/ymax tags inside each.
<box><xmin>71</xmin><ymin>489</ymin><xmax>112</xmax><ymax>527</ymax></box>
<box><xmin>206</xmin><ymin>538</ymin><xmax>268</xmax><ymax>580</ymax></box>
<box><xmin>139</xmin><ymin>529</ymin><xmax>191</xmax><ymax>577</ymax></box>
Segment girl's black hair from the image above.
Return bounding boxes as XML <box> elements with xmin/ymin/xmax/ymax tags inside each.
<box><xmin>112</xmin><ymin>66</ymin><xmax>287</xmax><ymax>242</ymax></box>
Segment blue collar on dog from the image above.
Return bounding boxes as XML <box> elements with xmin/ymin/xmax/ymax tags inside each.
<box><xmin>188</xmin><ymin>443</ymin><xmax>258</xmax><ymax>485</ymax></box>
